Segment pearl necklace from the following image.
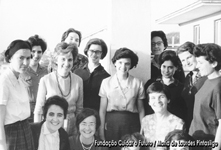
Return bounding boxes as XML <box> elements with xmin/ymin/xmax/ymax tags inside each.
<box><xmin>80</xmin><ymin>137</ymin><xmax>94</xmax><ymax>150</ymax></box>
<box><xmin>55</xmin><ymin>71</ymin><xmax>72</xmax><ymax>97</ymax></box>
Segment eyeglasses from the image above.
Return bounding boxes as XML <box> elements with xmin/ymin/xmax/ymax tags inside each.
<box><xmin>151</xmin><ymin>41</ymin><xmax>163</xmax><ymax>46</ymax></box>
<box><xmin>88</xmin><ymin>50</ymin><xmax>102</xmax><ymax>55</ymax></box>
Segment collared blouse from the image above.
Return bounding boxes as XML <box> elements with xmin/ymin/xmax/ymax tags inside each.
<box><xmin>0</xmin><ymin>68</ymin><xmax>30</xmax><ymax>125</ymax></box>
<box><xmin>38</xmin><ymin>122</ymin><xmax>60</xmax><ymax>150</ymax></box>
<box><xmin>99</xmin><ymin>74</ymin><xmax>145</xmax><ymax>112</ymax></box>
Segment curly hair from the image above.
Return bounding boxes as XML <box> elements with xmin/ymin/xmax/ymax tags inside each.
<box><xmin>28</xmin><ymin>34</ymin><xmax>47</xmax><ymax>53</ymax></box>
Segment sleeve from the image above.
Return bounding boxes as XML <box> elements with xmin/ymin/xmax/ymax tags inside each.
<box><xmin>0</xmin><ymin>78</ymin><xmax>9</xmax><ymax>105</ymax></box>
<box><xmin>175</xmin><ymin>118</ymin><xmax>185</xmax><ymax>130</ymax></box>
<box><xmin>99</xmin><ymin>79</ymin><xmax>107</xmax><ymax>98</ymax></box>
<box><xmin>213</xmin><ymin>90</ymin><xmax>221</xmax><ymax>119</ymax></box>
<box><xmin>75</xmin><ymin>78</ymin><xmax>83</xmax><ymax>115</ymax></box>
<box><xmin>137</xmin><ymin>80</ymin><xmax>146</xmax><ymax>100</ymax></box>
<box><xmin>34</xmin><ymin>77</ymin><xmax>47</xmax><ymax>115</ymax></box>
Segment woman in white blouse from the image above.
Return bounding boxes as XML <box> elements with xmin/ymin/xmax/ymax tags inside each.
<box><xmin>99</xmin><ymin>48</ymin><xmax>145</xmax><ymax>149</ymax></box>
<box><xmin>0</xmin><ymin>40</ymin><xmax>34</xmax><ymax>150</ymax></box>
<box><xmin>34</xmin><ymin>42</ymin><xmax>83</xmax><ymax>149</ymax></box>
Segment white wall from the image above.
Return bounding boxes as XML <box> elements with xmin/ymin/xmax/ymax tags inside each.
<box><xmin>180</xmin><ymin>13</ymin><xmax>221</xmax><ymax>45</ymax></box>
<box><xmin>107</xmin><ymin>0</ymin><xmax>151</xmax><ymax>82</ymax></box>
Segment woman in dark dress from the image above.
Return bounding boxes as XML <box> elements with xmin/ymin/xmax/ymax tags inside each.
<box><xmin>145</xmin><ymin>50</ymin><xmax>187</xmax><ymax>122</ymax></box>
<box><xmin>83</xmin><ymin>38</ymin><xmax>110</xmax><ymax>113</ymax></box>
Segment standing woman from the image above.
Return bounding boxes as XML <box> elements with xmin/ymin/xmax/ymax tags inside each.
<box><xmin>21</xmin><ymin>35</ymin><xmax>48</xmax><ymax>122</ymax></box>
<box><xmin>0</xmin><ymin>40</ymin><xmax>34</xmax><ymax>150</ymax></box>
<box><xmin>99</xmin><ymin>48</ymin><xmax>145</xmax><ymax>146</ymax></box>
<box><xmin>61</xmin><ymin>28</ymin><xmax>90</xmax><ymax>81</ymax></box>
<box><xmin>34</xmin><ymin>42</ymin><xmax>83</xmax><ymax>147</ymax></box>
<box><xmin>83</xmin><ymin>38</ymin><xmax>110</xmax><ymax>112</ymax></box>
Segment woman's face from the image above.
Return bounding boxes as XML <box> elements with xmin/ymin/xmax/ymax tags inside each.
<box><xmin>10</xmin><ymin>49</ymin><xmax>31</xmax><ymax>74</ymax></box>
<box><xmin>161</xmin><ymin>60</ymin><xmax>177</xmax><ymax>79</ymax></box>
<box><xmin>178</xmin><ymin>51</ymin><xmax>197</xmax><ymax>72</ymax></box>
<box><xmin>115</xmin><ymin>58</ymin><xmax>131</xmax><ymax>75</ymax></box>
<box><xmin>57</xmin><ymin>52</ymin><xmax>73</xmax><ymax>77</ymax></box>
<box><xmin>30</xmin><ymin>45</ymin><xmax>43</xmax><ymax>66</ymax></box>
<box><xmin>64</xmin><ymin>32</ymin><xmax>80</xmax><ymax>47</ymax></box>
<box><xmin>87</xmin><ymin>44</ymin><xmax>102</xmax><ymax>65</ymax></box>
<box><xmin>149</xmin><ymin>92</ymin><xmax>169</xmax><ymax>113</ymax></box>
<box><xmin>79</xmin><ymin>115</ymin><xmax>96</xmax><ymax>139</ymax></box>
<box><xmin>196</xmin><ymin>56</ymin><xmax>216</xmax><ymax>77</ymax></box>
<box><xmin>151</xmin><ymin>36</ymin><xmax>165</xmax><ymax>56</ymax></box>
<box><xmin>46</xmin><ymin>104</ymin><xmax>64</xmax><ymax>133</ymax></box>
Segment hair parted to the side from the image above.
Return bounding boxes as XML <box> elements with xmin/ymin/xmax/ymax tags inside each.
<box><xmin>61</xmin><ymin>28</ymin><xmax>82</xmax><ymax>47</ymax></box>
<box><xmin>28</xmin><ymin>34</ymin><xmax>47</xmax><ymax>53</ymax></box>
<box><xmin>112</xmin><ymin>47</ymin><xmax>138</xmax><ymax>69</ymax></box>
<box><xmin>193</xmin><ymin>43</ymin><xmax>221</xmax><ymax>71</ymax></box>
<box><xmin>146</xmin><ymin>82</ymin><xmax>171</xmax><ymax>100</ymax></box>
<box><xmin>43</xmin><ymin>95</ymin><xmax>69</xmax><ymax>120</ymax></box>
<box><xmin>177</xmin><ymin>41</ymin><xmax>195</xmax><ymax>55</ymax></box>
<box><xmin>84</xmin><ymin>38</ymin><xmax>108</xmax><ymax>59</ymax></box>
<box><xmin>76</xmin><ymin>108</ymin><xmax>101</xmax><ymax>131</ymax></box>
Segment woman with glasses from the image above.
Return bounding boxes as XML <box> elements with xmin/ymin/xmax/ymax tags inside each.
<box><xmin>21</xmin><ymin>35</ymin><xmax>48</xmax><ymax>122</ymax></box>
<box><xmin>73</xmin><ymin>108</ymin><xmax>108</xmax><ymax>150</ymax></box>
<box><xmin>34</xmin><ymin>42</ymin><xmax>83</xmax><ymax>150</ymax></box>
<box><xmin>150</xmin><ymin>31</ymin><xmax>185</xmax><ymax>84</ymax></box>
<box><xmin>0</xmin><ymin>40</ymin><xmax>34</xmax><ymax>150</ymax></box>
<box><xmin>83</xmin><ymin>38</ymin><xmax>110</xmax><ymax>113</ymax></box>
<box><xmin>99</xmin><ymin>48</ymin><xmax>145</xmax><ymax>150</ymax></box>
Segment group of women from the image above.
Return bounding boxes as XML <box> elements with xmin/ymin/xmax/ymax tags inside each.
<box><xmin>0</xmin><ymin>28</ymin><xmax>221</xmax><ymax>150</ymax></box>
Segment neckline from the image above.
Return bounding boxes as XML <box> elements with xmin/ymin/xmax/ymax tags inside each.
<box><xmin>55</xmin><ymin>71</ymin><xmax>72</xmax><ymax>97</ymax></box>
<box><xmin>80</xmin><ymin>136</ymin><xmax>94</xmax><ymax>150</ymax></box>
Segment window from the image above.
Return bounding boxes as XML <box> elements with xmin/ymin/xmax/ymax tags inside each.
<box><xmin>193</xmin><ymin>25</ymin><xmax>200</xmax><ymax>44</ymax></box>
<box><xmin>215</xmin><ymin>19</ymin><xmax>221</xmax><ymax>46</ymax></box>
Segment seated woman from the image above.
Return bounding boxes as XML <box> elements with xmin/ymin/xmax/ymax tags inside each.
<box><xmin>31</xmin><ymin>95</ymin><xmax>70</xmax><ymax>150</ymax></box>
<box><xmin>141</xmin><ymin>82</ymin><xmax>184</xmax><ymax>150</ymax></box>
<box><xmin>121</xmin><ymin>132</ymin><xmax>148</xmax><ymax>150</ymax></box>
<box><xmin>72</xmin><ymin>108</ymin><xmax>108</xmax><ymax>150</ymax></box>
<box><xmin>165</xmin><ymin>129</ymin><xmax>195</xmax><ymax>150</ymax></box>
<box><xmin>99</xmin><ymin>48</ymin><xmax>145</xmax><ymax>149</ymax></box>
<box><xmin>145</xmin><ymin>50</ymin><xmax>187</xmax><ymax>121</ymax></box>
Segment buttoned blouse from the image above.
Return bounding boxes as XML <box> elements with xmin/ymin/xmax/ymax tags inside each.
<box><xmin>99</xmin><ymin>74</ymin><xmax>145</xmax><ymax>112</ymax></box>
<box><xmin>38</xmin><ymin>122</ymin><xmax>59</xmax><ymax>150</ymax></box>
<box><xmin>34</xmin><ymin>71</ymin><xmax>83</xmax><ymax>115</ymax></box>
<box><xmin>21</xmin><ymin>65</ymin><xmax>48</xmax><ymax>103</ymax></box>
<box><xmin>0</xmin><ymin>68</ymin><xmax>30</xmax><ymax>125</ymax></box>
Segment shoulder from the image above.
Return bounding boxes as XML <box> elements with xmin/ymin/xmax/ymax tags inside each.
<box><xmin>71</xmin><ymin>72</ymin><xmax>83</xmax><ymax>82</ymax></box>
<box><xmin>169</xmin><ymin>114</ymin><xmax>184</xmax><ymax>125</ymax></box>
<box><xmin>142</xmin><ymin>114</ymin><xmax>154</xmax><ymax>123</ymax></box>
<box><xmin>58</xmin><ymin>127</ymin><xmax>69</xmax><ymax>138</ymax></box>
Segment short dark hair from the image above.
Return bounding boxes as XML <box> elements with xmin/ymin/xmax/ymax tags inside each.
<box><xmin>28</xmin><ymin>34</ymin><xmax>47</xmax><ymax>53</ymax></box>
<box><xmin>43</xmin><ymin>95</ymin><xmax>69</xmax><ymax>120</ymax></box>
<box><xmin>165</xmin><ymin>129</ymin><xmax>195</xmax><ymax>150</ymax></box>
<box><xmin>84</xmin><ymin>38</ymin><xmax>108</xmax><ymax>59</ymax></box>
<box><xmin>61</xmin><ymin>28</ymin><xmax>82</xmax><ymax>47</ymax></box>
<box><xmin>151</xmin><ymin>30</ymin><xmax>168</xmax><ymax>49</ymax></box>
<box><xmin>159</xmin><ymin>50</ymin><xmax>181</xmax><ymax>68</ymax></box>
<box><xmin>54</xmin><ymin>42</ymin><xmax>78</xmax><ymax>61</ymax></box>
<box><xmin>146</xmin><ymin>82</ymin><xmax>171</xmax><ymax>100</ymax></box>
<box><xmin>5</xmin><ymin>39</ymin><xmax>31</xmax><ymax>63</ymax></box>
<box><xmin>112</xmin><ymin>47</ymin><xmax>138</xmax><ymax>69</ymax></box>
<box><xmin>193</xmin><ymin>43</ymin><xmax>221</xmax><ymax>71</ymax></box>
<box><xmin>76</xmin><ymin>108</ymin><xmax>101</xmax><ymax>131</ymax></box>
<box><xmin>177</xmin><ymin>41</ymin><xmax>195</xmax><ymax>55</ymax></box>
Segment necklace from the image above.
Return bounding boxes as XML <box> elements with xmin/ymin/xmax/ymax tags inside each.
<box><xmin>55</xmin><ymin>71</ymin><xmax>72</xmax><ymax>97</ymax></box>
<box><xmin>80</xmin><ymin>136</ymin><xmax>94</xmax><ymax>150</ymax></box>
